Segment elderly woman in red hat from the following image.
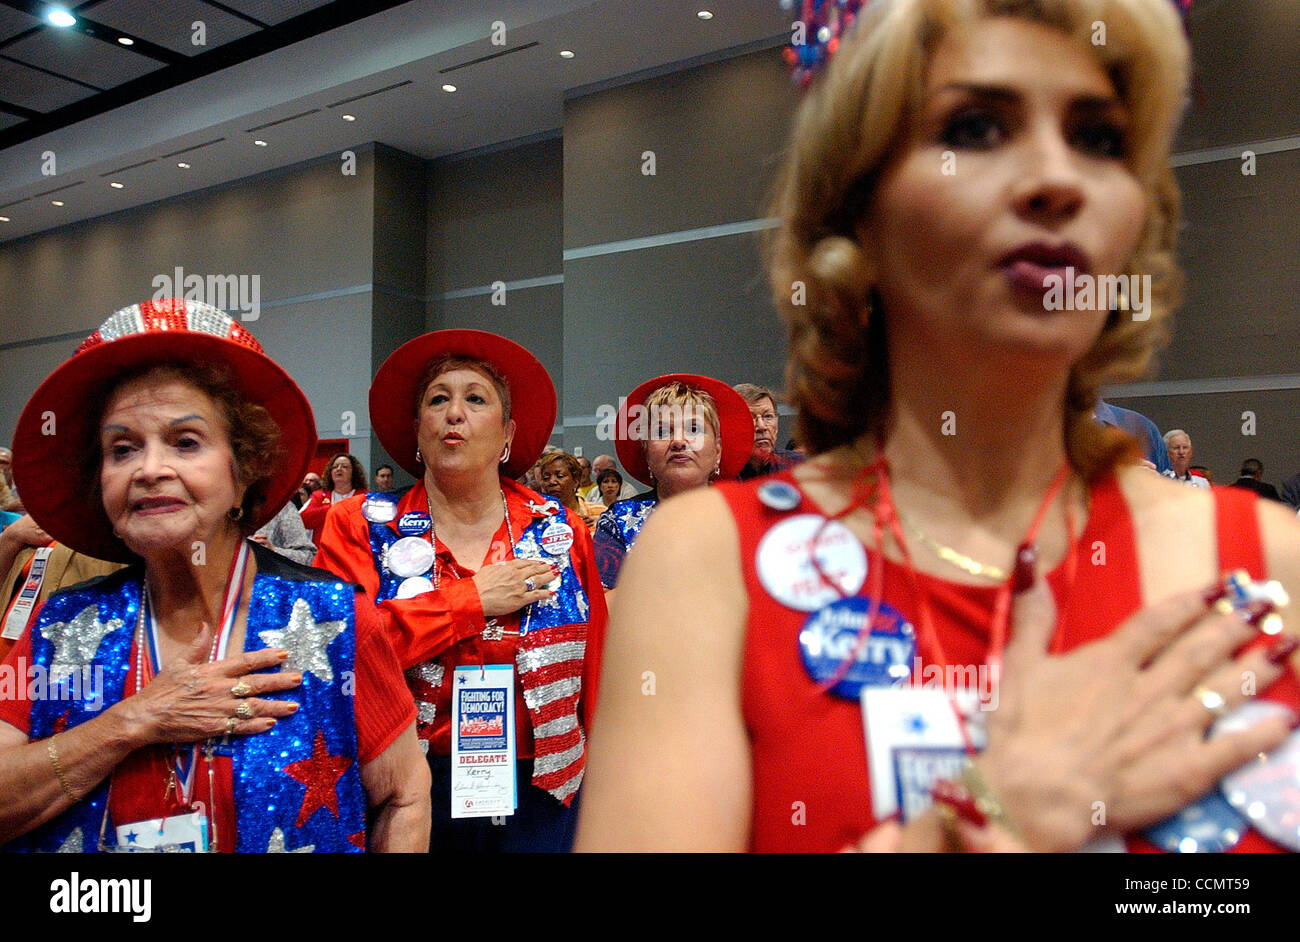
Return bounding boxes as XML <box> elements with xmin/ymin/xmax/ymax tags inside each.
<box><xmin>313</xmin><ymin>330</ymin><xmax>607</xmax><ymax>852</ymax></box>
<box><xmin>0</xmin><ymin>299</ymin><xmax>428</xmax><ymax>853</ymax></box>
<box><xmin>578</xmin><ymin>0</ymin><xmax>1300</xmax><ymax>853</ymax></box>
<box><xmin>593</xmin><ymin>375</ymin><xmax>752</xmax><ymax>592</ymax></box>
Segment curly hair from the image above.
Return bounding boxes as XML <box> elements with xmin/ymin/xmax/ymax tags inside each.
<box><xmin>84</xmin><ymin>362</ymin><xmax>284</xmax><ymax>535</ymax></box>
<box><xmin>325</xmin><ymin>452</ymin><xmax>367</xmax><ymax>493</ymax></box>
<box><xmin>768</xmin><ymin>0</ymin><xmax>1189</xmax><ymax>480</ymax></box>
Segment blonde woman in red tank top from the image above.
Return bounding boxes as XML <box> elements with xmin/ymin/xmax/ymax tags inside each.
<box><xmin>576</xmin><ymin>0</ymin><xmax>1300</xmax><ymax>853</ymax></box>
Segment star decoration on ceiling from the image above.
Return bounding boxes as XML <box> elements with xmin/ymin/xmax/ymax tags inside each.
<box><xmin>42</xmin><ymin>604</ymin><xmax>124</xmax><ymax>684</ymax></box>
<box><xmin>283</xmin><ymin>731</ymin><xmax>352</xmax><ymax>828</ymax></box>
<box><xmin>258</xmin><ymin>598</ymin><xmax>344</xmax><ymax>683</ymax></box>
<box><xmin>266</xmin><ymin>826</ymin><xmax>316</xmax><ymax>853</ymax></box>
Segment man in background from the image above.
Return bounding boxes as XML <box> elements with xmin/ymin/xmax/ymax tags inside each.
<box><xmin>733</xmin><ymin>383</ymin><xmax>803</xmax><ymax>481</ymax></box>
<box><xmin>1230</xmin><ymin>459</ymin><xmax>1283</xmax><ymax>502</ymax></box>
<box><xmin>374</xmin><ymin>464</ymin><xmax>395</xmax><ymax>492</ymax></box>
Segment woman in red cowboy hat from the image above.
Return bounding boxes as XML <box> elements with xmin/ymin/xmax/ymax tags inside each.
<box><xmin>0</xmin><ymin>298</ymin><xmax>428</xmax><ymax>853</ymax></box>
<box><xmin>593</xmin><ymin>375</ymin><xmax>751</xmax><ymax>591</ymax></box>
<box><xmin>312</xmin><ymin>329</ymin><xmax>608</xmax><ymax>852</ymax></box>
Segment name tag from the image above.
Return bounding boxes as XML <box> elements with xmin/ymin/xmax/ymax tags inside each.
<box><xmin>116</xmin><ymin>811</ymin><xmax>209</xmax><ymax>853</ymax></box>
<box><xmin>450</xmin><ymin>664</ymin><xmax>516</xmax><ymax>818</ymax></box>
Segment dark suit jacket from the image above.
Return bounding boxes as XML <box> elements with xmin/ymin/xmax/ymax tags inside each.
<box><xmin>1229</xmin><ymin>476</ymin><xmax>1283</xmax><ymax>502</ymax></box>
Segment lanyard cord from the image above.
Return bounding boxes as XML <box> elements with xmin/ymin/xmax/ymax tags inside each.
<box><xmin>807</xmin><ymin>442</ymin><xmax>1078</xmax><ymax>754</ymax></box>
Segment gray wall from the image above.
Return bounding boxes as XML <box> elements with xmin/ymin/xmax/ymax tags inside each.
<box><xmin>0</xmin><ymin>145</ymin><xmax>395</xmax><ymax>475</ymax></box>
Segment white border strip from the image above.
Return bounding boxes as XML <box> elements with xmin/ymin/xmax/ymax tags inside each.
<box><xmin>435</xmin><ymin>273</ymin><xmax>564</xmax><ymax>301</ymax></box>
<box><xmin>564</xmin><ymin>217</ymin><xmax>780</xmax><ymax>262</ymax></box>
<box><xmin>1103</xmin><ymin>374</ymin><xmax>1300</xmax><ymax>398</ymax></box>
<box><xmin>1171</xmin><ymin>134</ymin><xmax>1300</xmax><ymax>168</ymax></box>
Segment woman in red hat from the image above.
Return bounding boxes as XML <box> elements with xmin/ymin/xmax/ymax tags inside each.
<box><xmin>593</xmin><ymin>375</ymin><xmax>751</xmax><ymax>591</ymax></box>
<box><xmin>313</xmin><ymin>330</ymin><xmax>607</xmax><ymax>852</ymax></box>
<box><xmin>0</xmin><ymin>299</ymin><xmax>428</xmax><ymax>853</ymax></box>
<box><xmin>577</xmin><ymin>0</ymin><xmax>1300</xmax><ymax>853</ymax></box>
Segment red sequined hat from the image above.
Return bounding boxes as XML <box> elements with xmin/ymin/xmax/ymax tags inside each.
<box><xmin>614</xmin><ymin>373</ymin><xmax>753</xmax><ymax>487</ymax></box>
<box><xmin>12</xmin><ymin>298</ymin><xmax>316</xmax><ymax>563</ymax></box>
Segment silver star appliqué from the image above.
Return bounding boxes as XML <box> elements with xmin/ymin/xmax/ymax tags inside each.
<box><xmin>42</xmin><ymin>605</ymin><xmax>124</xmax><ymax>684</ymax></box>
<box><xmin>266</xmin><ymin>827</ymin><xmax>315</xmax><ymax>853</ymax></box>
<box><xmin>56</xmin><ymin>827</ymin><xmax>84</xmax><ymax>853</ymax></box>
<box><xmin>258</xmin><ymin>598</ymin><xmax>344</xmax><ymax>683</ymax></box>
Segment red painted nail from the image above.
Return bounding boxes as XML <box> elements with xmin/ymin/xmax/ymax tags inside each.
<box><xmin>1266</xmin><ymin>637</ymin><xmax>1298</xmax><ymax>665</ymax></box>
<box><xmin>1011</xmin><ymin>543</ymin><xmax>1036</xmax><ymax>595</ymax></box>
<box><xmin>1202</xmin><ymin>582</ymin><xmax>1229</xmax><ymax>606</ymax></box>
<box><xmin>931</xmin><ymin>779</ymin><xmax>987</xmax><ymax>828</ymax></box>
<box><xmin>1246</xmin><ymin>601</ymin><xmax>1276</xmax><ymax>626</ymax></box>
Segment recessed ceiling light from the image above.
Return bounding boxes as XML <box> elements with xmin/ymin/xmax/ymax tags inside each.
<box><xmin>253</xmin><ymin>139</ymin><xmax>268</xmax><ymax>147</ymax></box>
<box><xmin>341</xmin><ymin>113</ymin><xmax>356</xmax><ymax>122</ymax></box>
<box><xmin>47</xmin><ymin>9</ymin><xmax>76</xmax><ymax>28</ymax></box>
<box><xmin>441</xmin><ymin>83</ymin><xmax>457</xmax><ymax>93</ymax></box>
<box><xmin>697</xmin><ymin>10</ymin><xmax>714</xmax><ymax>19</ymax></box>
<box><xmin>109</xmin><ymin>181</ymin><xmax>124</xmax><ymax>189</ymax></box>
<box><xmin>0</xmin><ymin>216</ymin><xmax>10</xmax><ymax>223</ymax></box>
<box><xmin>51</xmin><ymin>200</ymin><xmax>64</xmax><ymax>206</ymax></box>
<box><xmin>559</xmin><ymin>49</ymin><xmax>574</xmax><ymax>59</ymax></box>
<box><xmin>177</xmin><ymin>161</ymin><xmax>190</xmax><ymax>168</ymax></box>
<box><xmin>117</xmin><ymin>36</ymin><xmax>133</xmax><ymax>46</ymax></box>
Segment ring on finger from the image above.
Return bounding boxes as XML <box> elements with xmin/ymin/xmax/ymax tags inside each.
<box><xmin>1193</xmin><ymin>684</ymin><xmax>1229</xmax><ymax>718</ymax></box>
<box><xmin>231</xmin><ymin>680</ymin><xmax>253</xmax><ymax>698</ymax></box>
<box><xmin>225</xmin><ymin>716</ymin><xmax>238</xmax><ymax>735</ymax></box>
<box><xmin>524</xmin><ymin>577</ymin><xmax>536</xmax><ymax>592</ymax></box>
<box><xmin>235</xmin><ymin>701</ymin><xmax>254</xmax><ymax>720</ymax></box>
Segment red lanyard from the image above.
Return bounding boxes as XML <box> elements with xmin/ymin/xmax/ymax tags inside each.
<box><xmin>808</xmin><ymin>445</ymin><xmax>1079</xmax><ymax>754</ymax></box>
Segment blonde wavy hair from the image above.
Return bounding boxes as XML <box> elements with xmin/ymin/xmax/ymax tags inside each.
<box><xmin>768</xmin><ymin>0</ymin><xmax>1190</xmax><ymax>480</ymax></box>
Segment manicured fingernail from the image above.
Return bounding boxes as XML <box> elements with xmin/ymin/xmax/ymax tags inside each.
<box><xmin>277</xmin><ymin>649</ymin><xmax>290</xmax><ymax>659</ymax></box>
<box><xmin>1266</xmin><ymin>637</ymin><xmax>1298</xmax><ymax>665</ymax></box>
<box><xmin>290</xmin><ymin>673</ymin><xmax>303</xmax><ymax>684</ymax></box>
<box><xmin>289</xmin><ymin>702</ymin><xmax>301</xmax><ymax>712</ymax></box>
<box><xmin>1011</xmin><ymin>544</ymin><xmax>1036</xmax><ymax>595</ymax></box>
<box><xmin>1245</xmin><ymin>601</ymin><xmax>1276</xmax><ymax>626</ymax></box>
<box><xmin>1202</xmin><ymin>582</ymin><xmax>1228</xmax><ymax>606</ymax></box>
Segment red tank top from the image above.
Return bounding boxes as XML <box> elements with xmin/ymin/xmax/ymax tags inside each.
<box><xmin>720</xmin><ymin>472</ymin><xmax>1298</xmax><ymax>853</ymax></box>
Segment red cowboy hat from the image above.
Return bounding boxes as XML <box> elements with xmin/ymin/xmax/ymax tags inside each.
<box><xmin>369</xmin><ymin>329</ymin><xmax>556</xmax><ymax>480</ymax></box>
<box><xmin>614</xmin><ymin>374</ymin><xmax>752</xmax><ymax>487</ymax></box>
<box><xmin>11</xmin><ymin>299</ymin><xmax>317</xmax><ymax>563</ymax></box>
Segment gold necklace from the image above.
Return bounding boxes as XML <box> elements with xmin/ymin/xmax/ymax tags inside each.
<box><xmin>895</xmin><ymin>509</ymin><xmax>1009</xmax><ymax>581</ymax></box>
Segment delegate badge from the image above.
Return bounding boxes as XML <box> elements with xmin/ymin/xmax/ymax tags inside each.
<box><xmin>799</xmin><ymin>596</ymin><xmax>914</xmax><ymax>698</ymax></box>
<box><xmin>117</xmin><ymin>811</ymin><xmax>210</xmax><ymax>853</ymax></box>
<box><xmin>397</xmin><ymin>511</ymin><xmax>432</xmax><ymax>536</ymax></box>
<box><xmin>451</xmin><ymin>664</ymin><xmax>517</xmax><ymax>819</ymax></box>
<box><xmin>756</xmin><ymin>514</ymin><xmax>867</xmax><ymax>611</ymax></box>
<box><xmin>1218</xmin><ymin>700</ymin><xmax>1300</xmax><ymax>851</ymax></box>
<box><xmin>386</xmin><ymin>536</ymin><xmax>435</xmax><ymax>578</ymax></box>
<box><xmin>757</xmin><ymin>480</ymin><xmax>801</xmax><ymax>511</ymax></box>
<box><xmin>540</xmin><ymin>520</ymin><xmax>574</xmax><ymax>556</ymax></box>
<box><xmin>362</xmin><ymin>494</ymin><xmax>398</xmax><ymax>523</ymax></box>
<box><xmin>396</xmin><ymin>576</ymin><xmax>434</xmax><ymax>599</ymax></box>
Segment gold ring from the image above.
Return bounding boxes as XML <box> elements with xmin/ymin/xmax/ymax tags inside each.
<box><xmin>225</xmin><ymin>716</ymin><xmax>238</xmax><ymax>735</ymax></box>
<box><xmin>231</xmin><ymin>680</ymin><xmax>253</xmax><ymax>698</ymax></box>
<box><xmin>235</xmin><ymin>701</ymin><xmax>254</xmax><ymax>720</ymax></box>
<box><xmin>1193</xmin><ymin>685</ymin><xmax>1228</xmax><ymax>718</ymax></box>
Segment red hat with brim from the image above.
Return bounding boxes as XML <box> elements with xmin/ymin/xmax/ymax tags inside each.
<box><xmin>11</xmin><ymin>299</ymin><xmax>317</xmax><ymax>564</ymax></box>
<box><xmin>614</xmin><ymin>374</ymin><xmax>753</xmax><ymax>487</ymax></box>
<box><xmin>369</xmin><ymin>329</ymin><xmax>556</xmax><ymax>481</ymax></box>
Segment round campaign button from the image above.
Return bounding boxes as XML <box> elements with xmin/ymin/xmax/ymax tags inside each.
<box><xmin>1218</xmin><ymin>700</ymin><xmax>1300</xmax><ymax>851</ymax></box>
<box><xmin>1143</xmin><ymin>789</ymin><xmax>1247</xmax><ymax>853</ymax></box>
<box><xmin>799</xmin><ymin>596</ymin><xmax>915</xmax><ymax>699</ymax></box>
<box><xmin>395</xmin><ymin>576</ymin><xmax>434</xmax><ymax>599</ymax></box>
<box><xmin>386</xmin><ymin>536</ymin><xmax>435</xmax><ymax>579</ymax></box>
<box><xmin>362</xmin><ymin>495</ymin><xmax>398</xmax><ymax>523</ymax></box>
<box><xmin>757</xmin><ymin>480</ymin><xmax>801</xmax><ymax>512</ymax></box>
<box><xmin>540</xmin><ymin>521</ymin><xmax>574</xmax><ymax>556</ymax></box>
<box><xmin>756</xmin><ymin>514</ymin><xmax>867</xmax><ymax>611</ymax></box>
<box><xmin>396</xmin><ymin>512</ymin><xmax>431</xmax><ymax>536</ymax></box>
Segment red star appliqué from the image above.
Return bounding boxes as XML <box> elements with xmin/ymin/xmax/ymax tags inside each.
<box><xmin>283</xmin><ymin>732</ymin><xmax>352</xmax><ymax>827</ymax></box>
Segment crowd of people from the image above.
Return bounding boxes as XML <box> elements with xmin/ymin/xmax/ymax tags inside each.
<box><xmin>0</xmin><ymin>0</ymin><xmax>1297</xmax><ymax>855</ymax></box>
